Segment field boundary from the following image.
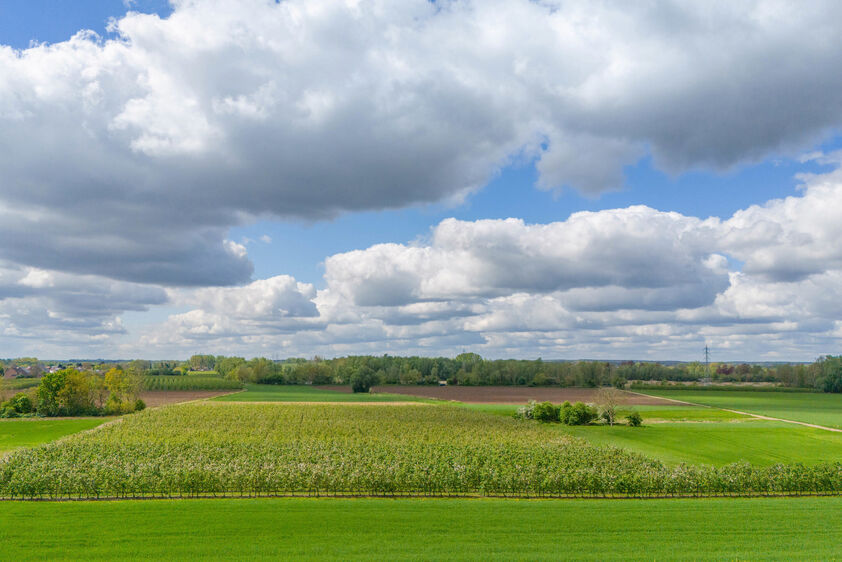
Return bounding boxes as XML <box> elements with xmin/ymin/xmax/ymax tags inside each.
<box><xmin>4</xmin><ymin>490</ymin><xmax>842</xmax><ymax>502</ymax></box>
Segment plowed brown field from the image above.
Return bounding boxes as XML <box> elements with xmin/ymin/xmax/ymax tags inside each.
<box><xmin>316</xmin><ymin>385</ymin><xmax>677</xmax><ymax>405</ymax></box>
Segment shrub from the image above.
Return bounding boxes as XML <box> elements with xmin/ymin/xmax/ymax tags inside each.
<box><xmin>560</xmin><ymin>401</ymin><xmax>597</xmax><ymax>425</ymax></box>
<box><xmin>514</xmin><ymin>400</ymin><xmax>536</xmax><ymax>420</ymax></box>
<box><xmin>134</xmin><ymin>399</ymin><xmax>146</xmax><ymax>412</ymax></box>
<box><xmin>627</xmin><ymin>411</ymin><xmax>643</xmax><ymax>427</ymax></box>
<box><xmin>0</xmin><ymin>405</ymin><xmax>19</xmax><ymax>418</ymax></box>
<box><xmin>11</xmin><ymin>393</ymin><xmax>33</xmax><ymax>414</ymax></box>
<box><xmin>532</xmin><ymin>401</ymin><xmax>559</xmax><ymax>422</ymax></box>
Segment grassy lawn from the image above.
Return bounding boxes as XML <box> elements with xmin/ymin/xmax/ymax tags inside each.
<box><xmin>213</xmin><ymin>383</ymin><xmax>428</xmax><ymax>402</ymax></box>
<box><xmin>559</xmin><ymin>421</ymin><xmax>842</xmax><ymax>466</ymax></box>
<box><xmin>2</xmin><ymin>497</ymin><xmax>842</xmax><ymax>560</ymax></box>
<box><xmin>0</xmin><ymin>418</ymin><xmax>107</xmax><ymax>453</ymax></box>
<box><xmin>640</xmin><ymin>390</ymin><xmax>842</xmax><ymax>428</ymax></box>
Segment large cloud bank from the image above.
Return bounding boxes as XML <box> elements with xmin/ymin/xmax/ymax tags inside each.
<box><xmin>4</xmin><ymin>0</ymin><xmax>842</xmax><ymax>286</ymax></box>
<box><xmin>4</xmin><ymin>0</ymin><xmax>842</xmax><ymax>358</ymax></box>
<box><xmin>132</xmin><ymin>166</ymin><xmax>842</xmax><ymax>360</ymax></box>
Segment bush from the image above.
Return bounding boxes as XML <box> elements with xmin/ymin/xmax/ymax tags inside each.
<box><xmin>560</xmin><ymin>401</ymin><xmax>597</xmax><ymax>425</ymax></box>
<box><xmin>134</xmin><ymin>399</ymin><xmax>146</xmax><ymax>412</ymax></box>
<box><xmin>0</xmin><ymin>404</ymin><xmax>20</xmax><ymax>418</ymax></box>
<box><xmin>11</xmin><ymin>393</ymin><xmax>33</xmax><ymax>414</ymax></box>
<box><xmin>514</xmin><ymin>400</ymin><xmax>536</xmax><ymax>420</ymax></box>
<box><xmin>350</xmin><ymin>366</ymin><xmax>378</xmax><ymax>393</ymax></box>
<box><xmin>627</xmin><ymin>411</ymin><xmax>643</xmax><ymax>427</ymax></box>
<box><xmin>532</xmin><ymin>401</ymin><xmax>559</xmax><ymax>422</ymax></box>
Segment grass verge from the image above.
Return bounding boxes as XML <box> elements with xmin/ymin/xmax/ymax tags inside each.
<box><xmin>2</xmin><ymin>497</ymin><xmax>842</xmax><ymax>560</ymax></box>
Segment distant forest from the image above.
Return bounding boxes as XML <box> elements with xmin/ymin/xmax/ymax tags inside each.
<box><xmin>175</xmin><ymin>353</ymin><xmax>838</xmax><ymax>391</ymax></box>
<box><xmin>4</xmin><ymin>353</ymin><xmax>842</xmax><ymax>392</ymax></box>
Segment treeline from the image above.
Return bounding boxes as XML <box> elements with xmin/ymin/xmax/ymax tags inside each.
<box><xmin>6</xmin><ymin>353</ymin><xmax>842</xmax><ymax>393</ymax></box>
<box><xmin>0</xmin><ymin>368</ymin><xmax>145</xmax><ymax>418</ymax></box>
<box><xmin>173</xmin><ymin>353</ymin><xmax>824</xmax><ymax>390</ymax></box>
<box><xmin>193</xmin><ymin>353</ymin><xmax>842</xmax><ymax>393</ymax></box>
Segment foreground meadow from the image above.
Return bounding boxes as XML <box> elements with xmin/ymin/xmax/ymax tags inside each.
<box><xmin>3</xmin><ymin>497</ymin><xmax>842</xmax><ymax>560</ymax></box>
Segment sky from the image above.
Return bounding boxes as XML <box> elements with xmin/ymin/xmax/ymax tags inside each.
<box><xmin>2</xmin><ymin>0</ymin><xmax>842</xmax><ymax>361</ymax></box>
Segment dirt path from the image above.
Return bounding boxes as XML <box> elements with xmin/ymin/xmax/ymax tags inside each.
<box><xmin>627</xmin><ymin>390</ymin><xmax>842</xmax><ymax>433</ymax></box>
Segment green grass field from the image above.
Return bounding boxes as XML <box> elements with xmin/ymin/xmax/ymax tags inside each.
<box><xmin>2</xmin><ymin>497</ymin><xmax>842</xmax><ymax>560</ymax></box>
<box><xmin>213</xmin><ymin>383</ymin><xmax>428</xmax><ymax>402</ymax></box>
<box><xmin>0</xmin><ymin>418</ymin><xmax>107</xmax><ymax>453</ymax></box>
<box><xmin>560</xmin><ymin>421</ymin><xmax>842</xmax><ymax>466</ymax></box>
<box><xmin>641</xmin><ymin>389</ymin><xmax>842</xmax><ymax>428</ymax></box>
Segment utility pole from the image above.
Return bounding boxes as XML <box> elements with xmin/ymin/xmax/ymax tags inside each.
<box><xmin>704</xmin><ymin>345</ymin><xmax>711</xmax><ymax>384</ymax></box>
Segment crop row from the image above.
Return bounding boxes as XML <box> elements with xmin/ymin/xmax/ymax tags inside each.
<box><xmin>2</xmin><ymin>404</ymin><xmax>842</xmax><ymax>499</ymax></box>
<box><xmin>141</xmin><ymin>376</ymin><xmax>243</xmax><ymax>391</ymax></box>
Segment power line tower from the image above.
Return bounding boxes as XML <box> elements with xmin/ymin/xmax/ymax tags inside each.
<box><xmin>703</xmin><ymin>345</ymin><xmax>712</xmax><ymax>385</ymax></box>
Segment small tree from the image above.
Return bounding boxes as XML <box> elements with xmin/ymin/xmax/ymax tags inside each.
<box><xmin>37</xmin><ymin>370</ymin><xmax>68</xmax><ymax>416</ymax></box>
<box><xmin>350</xmin><ymin>366</ymin><xmax>378</xmax><ymax>393</ymax></box>
<box><xmin>596</xmin><ymin>386</ymin><xmax>622</xmax><ymax>426</ymax></box>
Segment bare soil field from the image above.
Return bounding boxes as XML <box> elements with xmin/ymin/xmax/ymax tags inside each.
<box><xmin>139</xmin><ymin>390</ymin><xmax>239</xmax><ymax>407</ymax></box>
<box><xmin>317</xmin><ymin>385</ymin><xmax>678</xmax><ymax>405</ymax></box>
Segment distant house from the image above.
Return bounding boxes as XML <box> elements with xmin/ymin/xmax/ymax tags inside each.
<box><xmin>3</xmin><ymin>365</ymin><xmax>25</xmax><ymax>379</ymax></box>
<box><xmin>438</xmin><ymin>380</ymin><xmax>448</xmax><ymax>386</ymax></box>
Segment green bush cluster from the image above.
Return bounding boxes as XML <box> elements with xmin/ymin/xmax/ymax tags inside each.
<box><xmin>516</xmin><ymin>401</ymin><xmax>598</xmax><ymax>425</ymax></box>
<box><xmin>0</xmin><ymin>393</ymin><xmax>35</xmax><ymax>418</ymax></box>
<box><xmin>626</xmin><ymin>411</ymin><xmax>643</xmax><ymax>427</ymax></box>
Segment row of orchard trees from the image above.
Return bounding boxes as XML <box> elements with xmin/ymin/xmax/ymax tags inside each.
<box><xmin>1</xmin><ymin>367</ymin><xmax>145</xmax><ymax>418</ymax></box>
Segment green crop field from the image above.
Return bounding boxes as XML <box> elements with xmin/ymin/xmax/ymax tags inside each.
<box><xmin>0</xmin><ymin>418</ymin><xmax>108</xmax><ymax>453</ymax></box>
<box><xmin>142</xmin><ymin>375</ymin><xmax>244</xmax><ymax>391</ymax></box>
<box><xmin>560</xmin><ymin>421</ymin><xmax>842</xmax><ymax>466</ymax></box>
<box><xmin>213</xmin><ymin>383</ymin><xmax>427</xmax><ymax>402</ymax></box>
<box><xmin>5</xmin><ymin>402</ymin><xmax>842</xmax><ymax>498</ymax></box>
<box><xmin>3</xmin><ymin>497</ymin><xmax>842</xmax><ymax>560</ymax></box>
<box><xmin>640</xmin><ymin>390</ymin><xmax>842</xmax><ymax>428</ymax></box>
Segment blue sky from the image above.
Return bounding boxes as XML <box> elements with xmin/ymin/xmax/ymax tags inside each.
<box><xmin>2</xmin><ymin>0</ymin><xmax>842</xmax><ymax>360</ymax></box>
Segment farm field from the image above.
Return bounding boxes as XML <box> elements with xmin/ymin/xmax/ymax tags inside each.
<box><xmin>142</xmin><ymin>374</ymin><xmax>243</xmax><ymax>391</ymax></box>
<box><xmin>640</xmin><ymin>389</ymin><xmax>842</xmax><ymax>428</ymax></box>
<box><xmin>5</xmin><ymin>402</ymin><xmax>842</xmax><ymax>498</ymax></box>
<box><xmin>3</xmin><ymin>497</ymin><xmax>842</xmax><ymax>560</ymax></box>
<box><xmin>139</xmin><ymin>390</ymin><xmax>239</xmax><ymax>408</ymax></box>
<box><xmin>320</xmin><ymin>385</ymin><xmax>675</xmax><ymax>405</ymax></box>
<box><xmin>559</xmin><ymin>421</ymin><xmax>842</xmax><ymax>466</ymax></box>
<box><xmin>0</xmin><ymin>418</ymin><xmax>107</xmax><ymax>453</ymax></box>
<box><xmin>214</xmin><ymin>383</ymin><xmax>428</xmax><ymax>402</ymax></box>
